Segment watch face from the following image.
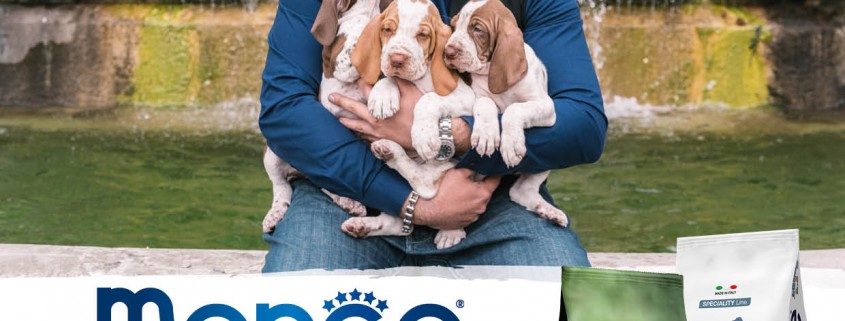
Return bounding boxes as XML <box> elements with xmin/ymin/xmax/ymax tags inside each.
<box><xmin>437</xmin><ymin>144</ymin><xmax>454</xmax><ymax>160</ymax></box>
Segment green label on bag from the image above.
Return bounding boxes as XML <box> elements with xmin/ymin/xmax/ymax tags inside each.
<box><xmin>699</xmin><ymin>298</ymin><xmax>752</xmax><ymax>309</ymax></box>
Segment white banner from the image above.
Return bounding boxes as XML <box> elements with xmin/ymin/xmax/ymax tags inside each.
<box><xmin>0</xmin><ymin>266</ymin><xmax>562</xmax><ymax>321</ymax></box>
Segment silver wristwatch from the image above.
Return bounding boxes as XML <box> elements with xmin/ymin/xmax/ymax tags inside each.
<box><xmin>435</xmin><ymin>117</ymin><xmax>456</xmax><ymax>161</ymax></box>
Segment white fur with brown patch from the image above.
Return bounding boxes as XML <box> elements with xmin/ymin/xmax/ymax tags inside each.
<box><xmin>343</xmin><ymin>0</ymin><xmax>476</xmax><ymax>249</ymax></box>
<box><xmin>262</xmin><ymin>0</ymin><xmax>381</xmax><ymax>234</ymax></box>
<box><xmin>444</xmin><ymin>0</ymin><xmax>568</xmax><ymax>227</ymax></box>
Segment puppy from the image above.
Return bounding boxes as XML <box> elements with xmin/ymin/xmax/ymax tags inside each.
<box><xmin>261</xmin><ymin>0</ymin><xmax>382</xmax><ymax>233</ymax></box>
<box><xmin>443</xmin><ymin>0</ymin><xmax>568</xmax><ymax>226</ymax></box>
<box><xmin>342</xmin><ymin>0</ymin><xmax>476</xmax><ymax>249</ymax></box>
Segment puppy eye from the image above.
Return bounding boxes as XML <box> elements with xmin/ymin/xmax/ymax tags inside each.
<box><xmin>416</xmin><ymin>32</ymin><xmax>430</xmax><ymax>39</ymax></box>
<box><xmin>472</xmin><ymin>26</ymin><xmax>484</xmax><ymax>34</ymax></box>
<box><xmin>382</xmin><ymin>27</ymin><xmax>394</xmax><ymax>36</ymax></box>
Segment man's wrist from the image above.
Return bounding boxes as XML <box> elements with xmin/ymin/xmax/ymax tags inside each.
<box><xmin>452</xmin><ymin>117</ymin><xmax>471</xmax><ymax>157</ymax></box>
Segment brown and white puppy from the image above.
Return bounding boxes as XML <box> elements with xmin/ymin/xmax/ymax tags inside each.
<box><xmin>444</xmin><ymin>0</ymin><xmax>567</xmax><ymax>227</ymax></box>
<box><xmin>261</xmin><ymin>0</ymin><xmax>383</xmax><ymax>233</ymax></box>
<box><xmin>341</xmin><ymin>0</ymin><xmax>477</xmax><ymax>249</ymax></box>
<box><xmin>351</xmin><ymin>0</ymin><xmax>475</xmax><ymax>160</ymax></box>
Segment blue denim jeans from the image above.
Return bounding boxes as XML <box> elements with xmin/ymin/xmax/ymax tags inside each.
<box><xmin>262</xmin><ymin>178</ymin><xmax>591</xmax><ymax>272</ymax></box>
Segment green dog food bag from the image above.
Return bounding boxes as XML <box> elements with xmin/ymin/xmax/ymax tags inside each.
<box><xmin>561</xmin><ymin>266</ymin><xmax>687</xmax><ymax>321</ymax></box>
<box><xmin>677</xmin><ymin>229</ymin><xmax>806</xmax><ymax>321</ymax></box>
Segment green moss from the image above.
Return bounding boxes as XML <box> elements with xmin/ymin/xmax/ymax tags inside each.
<box><xmin>599</xmin><ymin>26</ymin><xmax>698</xmax><ymax>105</ymax></box>
<box><xmin>126</xmin><ymin>5</ymin><xmax>201</xmax><ymax>107</ymax></box>
<box><xmin>195</xmin><ymin>27</ymin><xmax>267</xmax><ymax>106</ymax></box>
<box><xmin>699</xmin><ymin>27</ymin><xmax>769</xmax><ymax>107</ymax></box>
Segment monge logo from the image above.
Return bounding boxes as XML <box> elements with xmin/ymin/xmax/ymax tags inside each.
<box><xmin>97</xmin><ymin>287</ymin><xmax>460</xmax><ymax>321</ymax></box>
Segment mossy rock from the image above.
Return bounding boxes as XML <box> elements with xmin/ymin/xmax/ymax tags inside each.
<box><xmin>599</xmin><ymin>26</ymin><xmax>698</xmax><ymax>106</ymax></box>
<box><xmin>697</xmin><ymin>27</ymin><xmax>769</xmax><ymax>107</ymax></box>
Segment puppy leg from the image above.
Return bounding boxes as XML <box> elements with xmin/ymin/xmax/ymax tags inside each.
<box><xmin>368</xmin><ymin>77</ymin><xmax>401</xmax><ymax>120</ymax></box>
<box><xmin>342</xmin><ymin>213</ymin><xmax>408</xmax><ymax>238</ymax></box>
<box><xmin>434</xmin><ymin>229</ymin><xmax>467</xmax><ymax>249</ymax></box>
<box><xmin>411</xmin><ymin>93</ymin><xmax>449</xmax><ymax>160</ymax></box>
<box><xmin>262</xmin><ymin>147</ymin><xmax>294</xmax><ymax>233</ymax></box>
<box><xmin>471</xmin><ymin>96</ymin><xmax>500</xmax><ymax>157</ymax></box>
<box><xmin>371</xmin><ymin>139</ymin><xmax>454</xmax><ymax>199</ymax></box>
<box><xmin>509</xmin><ymin>171</ymin><xmax>568</xmax><ymax>227</ymax></box>
<box><xmin>321</xmin><ymin>189</ymin><xmax>367</xmax><ymax>217</ymax></box>
<box><xmin>499</xmin><ymin>97</ymin><xmax>555</xmax><ymax>167</ymax></box>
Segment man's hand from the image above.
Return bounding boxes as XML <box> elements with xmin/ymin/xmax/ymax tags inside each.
<box><xmin>334</xmin><ymin>78</ymin><xmax>471</xmax><ymax>155</ymax></box>
<box><xmin>333</xmin><ymin>79</ymin><xmax>421</xmax><ymax>150</ymax></box>
<box><xmin>410</xmin><ymin>168</ymin><xmax>501</xmax><ymax>230</ymax></box>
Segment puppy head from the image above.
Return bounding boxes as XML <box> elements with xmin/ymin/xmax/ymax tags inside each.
<box><xmin>352</xmin><ymin>0</ymin><xmax>458</xmax><ymax>96</ymax></box>
<box><xmin>444</xmin><ymin>0</ymin><xmax>527</xmax><ymax>94</ymax></box>
<box><xmin>311</xmin><ymin>0</ymin><xmax>383</xmax><ymax>80</ymax></box>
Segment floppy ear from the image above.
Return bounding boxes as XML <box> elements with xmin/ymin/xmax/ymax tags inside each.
<box><xmin>321</xmin><ymin>34</ymin><xmax>347</xmax><ymax>78</ymax></box>
<box><xmin>488</xmin><ymin>22</ymin><xmax>527</xmax><ymax>94</ymax></box>
<box><xmin>431</xmin><ymin>20</ymin><xmax>459</xmax><ymax>96</ymax></box>
<box><xmin>351</xmin><ymin>12</ymin><xmax>384</xmax><ymax>85</ymax></box>
<box><xmin>311</xmin><ymin>0</ymin><xmax>340</xmax><ymax>47</ymax></box>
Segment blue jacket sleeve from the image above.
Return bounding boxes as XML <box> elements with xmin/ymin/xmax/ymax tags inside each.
<box><xmin>259</xmin><ymin>0</ymin><xmax>412</xmax><ymax>215</ymax></box>
<box><xmin>455</xmin><ymin>0</ymin><xmax>607</xmax><ymax>175</ymax></box>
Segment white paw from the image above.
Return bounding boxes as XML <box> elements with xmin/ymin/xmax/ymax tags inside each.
<box><xmin>500</xmin><ymin>129</ymin><xmax>526</xmax><ymax>168</ymax></box>
<box><xmin>368</xmin><ymin>81</ymin><xmax>400</xmax><ymax>120</ymax></box>
<box><xmin>434</xmin><ymin>229</ymin><xmax>467</xmax><ymax>249</ymax></box>
<box><xmin>535</xmin><ymin>203</ymin><xmax>569</xmax><ymax>227</ymax></box>
<box><xmin>371</xmin><ymin>139</ymin><xmax>402</xmax><ymax>161</ymax></box>
<box><xmin>262</xmin><ymin>201</ymin><xmax>289</xmax><ymax>233</ymax></box>
<box><xmin>341</xmin><ymin>217</ymin><xmax>384</xmax><ymax>238</ymax></box>
<box><xmin>412</xmin><ymin>122</ymin><xmax>441</xmax><ymax>161</ymax></box>
<box><xmin>471</xmin><ymin>120</ymin><xmax>500</xmax><ymax>157</ymax></box>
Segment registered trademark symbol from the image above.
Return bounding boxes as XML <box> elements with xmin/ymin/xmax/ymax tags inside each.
<box><xmin>456</xmin><ymin>299</ymin><xmax>464</xmax><ymax>308</ymax></box>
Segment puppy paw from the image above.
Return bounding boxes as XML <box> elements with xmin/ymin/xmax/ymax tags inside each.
<box><xmin>471</xmin><ymin>120</ymin><xmax>500</xmax><ymax>157</ymax></box>
<box><xmin>412</xmin><ymin>123</ymin><xmax>441</xmax><ymax>161</ymax></box>
<box><xmin>262</xmin><ymin>201</ymin><xmax>289</xmax><ymax>233</ymax></box>
<box><xmin>371</xmin><ymin>139</ymin><xmax>402</xmax><ymax>161</ymax></box>
<box><xmin>434</xmin><ymin>229</ymin><xmax>467</xmax><ymax>249</ymax></box>
<box><xmin>341</xmin><ymin>217</ymin><xmax>383</xmax><ymax>238</ymax></box>
<box><xmin>500</xmin><ymin>129</ymin><xmax>526</xmax><ymax>168</ymax></box>
<box><xmin>368</xmin><ymin>82</ymin><xmax>400</xmax><ymax>120</ymax></box>
<box><xmin>336</xmin><ymin>197</ymin><xmax>366</xmax><ymax>217</ymax></box>
<box><xmin>535</xmin><ymin>203</ymin><xmax>569</xmax><ymax>227</ymax></box>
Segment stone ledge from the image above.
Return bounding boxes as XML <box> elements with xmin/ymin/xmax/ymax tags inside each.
<box><xmin>1</xmin><ymin>244</ymin><xmax>842</xmax><ymax>277</ymax></box>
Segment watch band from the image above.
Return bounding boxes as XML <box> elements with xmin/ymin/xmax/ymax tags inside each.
<box><xmin>402</xmin><ymin>191</ymin><xmax>419</xmax><ymax>234</ymax></box>
<box><xmin>435</xmin><ymin>117</ymin><xmax>455</xmax><ymax>161</ymax></box>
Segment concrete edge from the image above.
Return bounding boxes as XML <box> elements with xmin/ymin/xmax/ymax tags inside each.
<box><xmin>1</xmin><ymin>244</ymin><xmax>842</xmax><ymax>277</ymax></box>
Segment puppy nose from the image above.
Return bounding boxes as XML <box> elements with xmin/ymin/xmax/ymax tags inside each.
<box><xmin>389</xmin><ymin>53</ymin><xmax>408</xmax><ymax>67</ymax></box>
<box><xmin>444</xmin><ymin>45</ymin><xmax>460</xmax><ymax>60</ymax></box>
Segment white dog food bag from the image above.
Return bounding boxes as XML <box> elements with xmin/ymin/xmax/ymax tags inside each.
<box><xmin>677</xmin><ymin>229</ymin><xmax>806</xmax><ymax>321</ymax></box>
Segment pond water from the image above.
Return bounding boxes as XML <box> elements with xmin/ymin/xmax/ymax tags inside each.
<box><xmin>1</xmin><ymin>105</ymin><xmax>843</xmax><ymax>252</ymax></box>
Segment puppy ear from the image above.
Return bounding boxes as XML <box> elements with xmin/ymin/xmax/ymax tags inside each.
<box><xmin>311</xmin><ymin>0</ymin><xmax>340</xmax><ymax>47</ymax></box>
<box><xmin>351</xmin><ymin>12</ymin><xmax>384</xmax><ymax>85</ymax></box>
<box><xmin>321</xmin><ymin>34</ymin><xmax>347</xmax><ymax>78</ymax></box>
<box><xmin>488</xmin><ymin>21</ymin><xmax>527</xmax><ymax>94</ymax></box>
<box><xmin>431</xmin><ymin>20</ymin><xmax>459</xmax><ymax>96</ymax></box>
<box><xmin>338</xmin><ymin>0</ymin><xmax>356</xmax><ymax>12</ymax></box>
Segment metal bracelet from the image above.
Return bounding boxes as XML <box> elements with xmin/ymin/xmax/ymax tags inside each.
<box><xmin>402</xmin><ymin>191</ymin><xmax>419</xmax><ymax>234</ymax></box>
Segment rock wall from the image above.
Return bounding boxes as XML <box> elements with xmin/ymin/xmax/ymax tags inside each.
<box><xmin>0</xmin><ymin>1</ymin><xmax>843</xmax><ymax>111</ymax></box>
<box><xmin>0</xmin><ymin>3</ymin><xmax>273</xmax><ymax>109</ymax></box>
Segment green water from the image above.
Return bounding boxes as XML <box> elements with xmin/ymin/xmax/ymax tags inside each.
<box><xmin>0</xmin><ymin>107</ymin><xmax>843</xmax><ymax>252</ymax></box>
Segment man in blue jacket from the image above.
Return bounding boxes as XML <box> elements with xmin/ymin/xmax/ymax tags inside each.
<box><xmin>260</xmin><ymin>0</ymin><xmax>606</xmax><ymax>272</ymax></box>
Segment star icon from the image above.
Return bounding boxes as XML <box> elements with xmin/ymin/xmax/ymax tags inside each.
<box><xmin>363</xmin><ymin>291</ymin><xmax>376</xmax><ymax>304</ymax></box>
<box><xmin>335</xmin><ymin>291</ymin><xmax>348</xmax><ymax>304</ymax></box>
<box><xmin>376</xmin><ymin>299</ymin><xmax>389</xmax><ymax>312</ymax></box>
<box><xmin>322</xmin><ymin>299</ymin><xmax>335</xmax><ymax>312</ymax></box>
<box><xmin>349</xmin><ymin>288</ymin><xmax>362</xmax><ymax>301</ymax></box>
